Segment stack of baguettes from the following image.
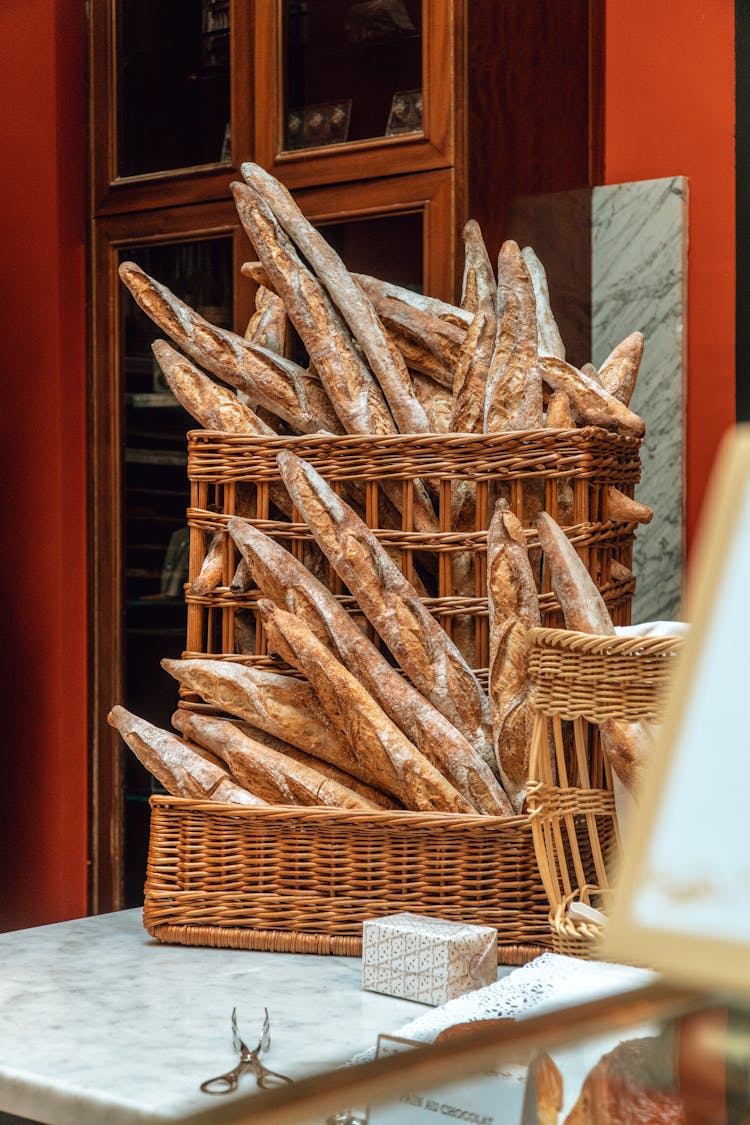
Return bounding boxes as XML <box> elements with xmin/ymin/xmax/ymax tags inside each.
<box><xmin>109</xmin><ymin>163</ymin><xmax>654</xmax><ymax>820</ymax></box>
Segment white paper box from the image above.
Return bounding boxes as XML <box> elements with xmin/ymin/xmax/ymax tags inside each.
<box><xmin>362</xmin><ymin>912</ymin><xmax>497</xmax><ymax>1006</ymax></box>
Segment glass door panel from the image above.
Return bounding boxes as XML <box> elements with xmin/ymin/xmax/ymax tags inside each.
<box><xmin>117</xmin><ymin>0</ymin><xmax>231</xmax><ymax>177</ymax></box>
<box><xmin>118</xmin><ymin>235</ymin><xmax>233</xmax><ymax>906</ymax></box>
<box><xmin>282</xmin><ymin>0</ymin><xmax>423</xmax><ymax>153</ymax></box>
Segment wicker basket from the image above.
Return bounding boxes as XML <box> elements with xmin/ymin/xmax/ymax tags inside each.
<box><xmin>143</xmin><ymin>799</ymin><xmax>552</xmax><ymax>965</ymax></box>
<box><xmin>184</xmin><ymin>428</ymin><xmax>641</xmax><ymax>671</ymax></box>
<box><xmin>525</xmin><ymin>627</ymin><xmax>684</xmax><ymax>958</ymax></box>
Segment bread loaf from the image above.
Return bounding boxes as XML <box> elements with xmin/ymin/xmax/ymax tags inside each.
<box><xmin>545</xmin><ymin>389</ymin><xmax>575</xmax><ymax>429</ymax></box>
<box><xmin>244</xmin><ymin>286</ymin><xmax>289</xmax><ymax>357</ymax></box>
<box><xmin>450</xmin><ymin>223</ymin><xmax>497</xmax><ymax>434</ymax></box>
<box><xmin>119</xmin><ymin>262</ymin><xmax>341</xmax><ymax>435</ymax></box>
<box><xmin>242</xmin><ymin>162</ymin><xmax>430</xmax><ymax>435</ymax></box>
<box><xmin>276</xmin><ymin>452</ymin><xmax>495</xmax><ymax>770</ymax></box>
<box><xmin>229</xmin><ymin>517</ymin><xmax>512</xmax><ymax>814</ymax></box>
<box><xmin>361</xmin><ymin>291</ymin><xmax>464</xmax><ymax>388</ymax></box>
<box><xmin>484</xmin><ymin>241</ymin><xmax>544</xmax><ymax>433</ymax></box>
<box><xmin>160</xmin><ymin>657</ymin><xmax>374</xmax><ymax>782</ymax></box>
<box><xmin>151</xmin><ymin>339</ymin><xmax>275</xmax><ymax>435</ymax></box>
<box><xmin>535</xmin><ymin>512</ymin><xmax>652</xmax><ymax>789</ymax></box>
<box><xmin>259</xmin><ymin>599</ymin><xmax>473</xmax><ymax>813</ymax></box>
<box><xmin>538</xmin><ymin>355</ymin><xmax>645</xmax><ymax>437</ymax></box>
<box><xmin>189</xmin><ymin>532</ymin><xmax>225</xmax><ymax>597</ymax></box>
<box><xmin>521</xmin><ymin>246</ymin><xmax>566</xmax><ymax>361</ymax></box>
<box><xmin>107</xmin><ymin>705</ymin><xmax>265</xmax><ymax>805</ymax></box>
<box><xmin>597</xmin><ymin>331</ymin><xmax>644</xmax><ymax>407</ymax></box>
<box><xmin>606</xmin><ymin>486</ymin><xmax>653</xmax><ymax>525</ymax></box>
<box><xmin>171</xmin><ymin>710</ymin><xmax>380</xmax><ymax>809</ymax></box>
<box><xmin>352</xmin><ymin>272</ymin><xmax>472</xmax><ymax>329</ymax></box>
<box><xmin>487</xmin><ymin>500</ymin><xmax>542</xmax><ymax>812</ymax></box>
<box><xmin>564</xmin><ymin>1036</ymin><xmax>685</xmax><ymax>1125</ymax></box>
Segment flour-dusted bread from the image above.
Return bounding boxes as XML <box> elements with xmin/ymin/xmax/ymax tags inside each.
<box><xmin>151</xmin><ymin>339</ymin><xmax>275</xmax><ymax>435</ymax></box>
<box><xmin>450</xmin><ymin>222</ymin><xmax>497</xmax><ymax>434</ymax></box>
<box><xmin>352</xmin><ymin>272</ymin><xmax>472</xmax><ymax>329</ymax></box>
<box><xmin>242</xmin><ymin>161</ymin><xmax>430</xmax><ymax>435</ymax></box>
<box><xmin>189</xmin><ymin>532</ymin><xmax>225</xmax><ymax>597</ymax></box>
<box><xmin>521</xmin><ymin>246</ymin><xmax>566</xmax><ymax>361</ymax></box>
<box><xmin>160</xmin><ymin>657</ymin><xmax>379</xmax><ymax>785</ymax></box>
<box><xmin>545</xmin><ymin>389</ymin><xmax>575</xmax><ymax>429</ymax></box>
<box><xmin>258</xmin><ymin>599</ymin><xmax>474</xmax><ymax>813</ymax></box>
<box><xmin>229</xmin><ymin>517</ymin><xmax>512</xmax><ymax>814</ymax></box>
<box><xmin>606</xmin><ymin>486</ymin><xmax>653</xmax><ymax>524</ymax></box>
<box><xmin>484</xmin><ymin>240</ymin><xmax>544</xmax><ymax>433</ymax></box>
<box><xmin>107</xmin><ymin>705</ymin><xmax>265</xmax><ymax>805</ymax></box>
<box><xmin>171</xmin><ymin>710</ymin><xmax>380</xmax><ymax>810</ymax></box>
<box><xmin>243</xmin><ymin>285</ymin><xmax>289</xmax><ymax>357</ymax></box>
<box><xmin>119</xmin><ymin>261</ymin><xmax>341</xmax><ymax>435</ymax></box>
<box><xmin>535</xmin><ymin>511</ymin><xmax>653</xmax><ymax>789</ymax></box>
<box><xmin>360</xmin><ymin>290</ymin><xmax>464</xmax><ymax>389</ymax></box>
<box><xmin>538</xmin><ymin>355</ymin><xmax>645</xmax><ymax>437</ymax></box>
<box><xmin>597</xmin><ymin>331</ymin><xmax>644</xmax><ymax>407</ymax></box>
<box><xmin>276</xmin><ymin>452</ymin><xmax>495</xmax><ymax>770</ymax></box>
<box><xmin>487</xmin><ymin>501</ymin><xmax>542</xmax><ymax>812</ymax></box>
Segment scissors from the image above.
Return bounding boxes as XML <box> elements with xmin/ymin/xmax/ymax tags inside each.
<box><xmin>200</xmin><ymin>1007</ymin><xmax>293</xmax><ymax>1094</ymax></box>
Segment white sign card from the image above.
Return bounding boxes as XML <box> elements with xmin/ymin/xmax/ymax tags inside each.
<box><xmin>365</xmin><ymin>1034</ymin><xmax>526</xmax><ymax>1125</ymax></box>
<box><xmin>603</xmin><ymin>426</ymin><xmax>750</xmax><ymax>994</ymax></box>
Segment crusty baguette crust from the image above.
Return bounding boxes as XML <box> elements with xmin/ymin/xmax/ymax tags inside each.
<box><xmin>521</xmin><ymin>246</ymin><xmax>566</xmax><ymax>360</ymax></box>
<box><xmin>487</xmin><ymin>501</ymin><xmax>542</xmax><ymax>812</ymax></box>
<box><xmin>363</xmin><ymin>292</ymin><xmax>464</xmax><ymax>388</ymax></box>
<box><xmin>160</xmin><ymin>658</ymin><xmax>376</xmax><ymax>783</ymax></box>
<box><xmin>597</xmin><ymin>331</ymin><xmax>644</xmax><ymax>407</ymax></box>
<box><xmin>352</xmin><ymin>272</ymin><xmax>472</xmax><ymax>328</ymax></box>
<box><xmin>460</xmin><ymin>219</ymin><xmax>496</xmax><ymax>312</ymax></box>
<box><xmin>119</xmin><ymin>262</ymin><xmax>340</xmax><ymax>435</ymax></box>
<box><xmin>172</xmin><ymin>711</ymin><xmax>379</xmax><ymax>809</ymax></box>
<box><xmin>484</xmin><ymin>241</ymin><xmax>543</xmax><ymax>433</ymax></box>
<box><xmin>229</xmin><ymin>517</ymin><xmax>511</xmax><ymax>813</ymax></box>
<box><xmin>606</xmin><ymin>486</ymin><xmax>653</xmax><ymax>525</ymax></box>
<box><xmin>107</xmin><ymin>705</ymin><xmax>265</xmax><ymax>805</ymax></box>
<box><xmin>259</xmin><ymin>600</ymin><xmax>473</xmax><ymax>813</ymax></box>
<box><xmin>242</xmin><ymin>162</ymin><xmax>430</xmax><ymax>435</ymax></box>
<box><xmin>244</xmin><ymin>286</ymin><xmax>289</xmax><ymax>356</ymax></box>
<box><xmin>413</xmin><ymin>372</ymin><xmax>452</xmax><ymax>433</ymax></box>
<box><xmin>152</xmin><ymin>339</ymin><xmax>275</xmax><ymax>435</ymax></box>
<box><xmin>544</xmin><ymin>390</ymin><xmax>575</xmax><ymax>429</ymax></box>
<box><xmin>276</xmin><ymin>452</ymin><xmax>494</xmax><ymax>768</ymax></box>
<box><xmin>535</xmin><ymin>512</ymin><xmax>651</xmax><ymax>789</ymax></box>
<box><xmin>538</xmin><ymin>355</ymin><xmax>645</xmax><ymax>437</ymax></box>
<box><xmin>189</xmin><ymin>532</ymin><xmax>225</xmax><ymax>596</ymax></box>
<box><xmin>450</xmin><ymin>303</ymin><xmax>497</xmax><ymax>433</ymax></box>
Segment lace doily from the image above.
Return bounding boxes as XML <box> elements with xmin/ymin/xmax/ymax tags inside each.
<box><xmin>351</xmin><ymin>952</ymin><xmax>654</xmax><ymax>1064</ymax></box>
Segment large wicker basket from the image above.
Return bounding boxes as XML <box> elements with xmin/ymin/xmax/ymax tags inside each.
<box><xmin>525</xmin><ymin>627</ymin><xmax>684</xmax><ymax>958</ymax></box>
<box><xmin>184</xmin><ymin>428</ymin><xmax>641</xmax><ymax>671</ymax></box>
<box><xmin>143</xmin><ymin>800</ymin><xmax>552</xmax><ymax>965</ymax></box>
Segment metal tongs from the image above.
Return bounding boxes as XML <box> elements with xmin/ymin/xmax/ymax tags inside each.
<box><xmin>200</xmin><ymin>1007</ymin><xmax>293</xmax><ymax>1094</ymax></box>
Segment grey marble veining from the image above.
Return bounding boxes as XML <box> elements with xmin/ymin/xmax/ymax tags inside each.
<box><xmin>592</xmin><ymin>177</ymin><xmax>688</xmax><ymax>622</ymax></box>
<box><xmin>0</xmin><ymin>910</ymin><xmax>427</xmax><ymax>1125</ymax></box>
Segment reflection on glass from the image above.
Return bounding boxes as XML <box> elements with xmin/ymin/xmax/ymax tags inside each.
<box><xmin>118</xmin><ymin>236</ymin><xmax>233</xmax><ymax>907</ymax></box>
<box><xmin>117</xmin><ymin>0</ymin><xmax>231</xmax><ymax>178</ymax></box>
<box><xmin>282</xmin><ymin>0</ymin><xmax>423</xmax><ymax>153</ymax></box>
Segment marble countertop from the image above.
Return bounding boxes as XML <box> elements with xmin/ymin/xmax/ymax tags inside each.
<box><xmin>0</xmin><ymin>909</ymin><xmax>428</xmax><ymax>1125</ymax></box>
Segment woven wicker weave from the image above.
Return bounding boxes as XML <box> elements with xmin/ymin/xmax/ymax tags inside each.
<box><xmin>184</xmin><ymin>428</ymin><xmax>641</xmax><ymax>670</ymax></box>
<box><xmin>526</xmin><ymin>627</ymin><xmax>684</xmax><ymax>958</ymax></box>
<box><xmin>143</xmin><ymin>799</ymin><xmax>552</xmax><ymax>964</ymax></box>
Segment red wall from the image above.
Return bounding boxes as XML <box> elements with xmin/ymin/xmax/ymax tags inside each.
<box><xmin>604</xmin><ymin>1</ymin><xmax>736</xmax><ymax>548</ymax></box>
<box><xmin>0</xmin><ymin>0</ymin><xmax>88</xmax><ymax>928</ymax></box>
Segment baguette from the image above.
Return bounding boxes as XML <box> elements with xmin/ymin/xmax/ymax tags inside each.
<box><xmin>244</xmin><ymin>286</ymin><xmax>289</xmax><ymax>356</ymax></box>
<box><xmin>160</xmin><ymin>658</ymin><xmax>372</xmax><ymax>781</ymax></box>
<box><xmin>119</xmin><ymin>262</ymin><xmax>341</xmax><ymax>435</ymax></box>
<box><xmin>606</xmin><ymin>486</ymin><xmax>653</xmax><ymax>525</ymax></box>
<box><xmin>259</xmin><ymin>599</ymin><xmax>473</xmax><ymax>813</ymax></box>
<box><xmin>151</xmin><ymin>340</ymin><xmax>275</xmax><ymax>435</ymax></box>
<box><xmin>484</xmin><ymin>241</ymin><xmax>544</xmax><ymax>433</ymax></box>
<box><xmin>107</xmin><ymin>705</ymin><xmax>265</xmax><ymax>805</ymax></box>
<box><xmin>450</xmin><ymin>223</ymin><xmax>497</xmax><ymax>434</ymax></box>
<box><xmin>580</xmin><ymin>362</ymin><xmax>601</xmax><ymax>384</ymax></box>
<box><xmin>229</xmin><ymin>517</ymin><xmax>511</xmax><ymax>814</ymax></box>
<box><xmin>597</xmin><ymin>331</ymin><xmax>644</xmax><ymax>406</ymax></box>
<box><xmin>487</xmin><ymin>501</ymin><xmax>542</xmax><ymax>812</ymax></box>
<box><xmin>352</xmin><ymin>272</ymin><xmax>472</xmax><ymax>329</ymax></box>
<box><xmin>538</xmin><ymin>355</ymin><xmax>645</xmax><ymax>438</ymax></box>
<box><xmin>521</xmin><ymin>246</ymin><xmax>565</xmax><ymax>360</ymax></box>
<box><xmin>276</xmin><ymin>452</ymin><xmax>495</xmax><ymax>769</ymax></box>
<box><xmin>545</xmin><ymin>389</ymin><xmax>575</xmax><ymax>429</ymax></box>
<box><xmin>171</xmin><ymin>710</ymin><xmax>380</xmax><ymax>810</ymax></box>
<box><xmin>364</xmin><ymin>292</ymin><xmax>464</xmax><ymax>388</ymax></box>
<box><xmin>412</xmin><ymin>372</ymin><xmax>452</xmax><ymax>433</ymax></box>
<box><xmin>189</xmin><ymin>532</ymin><xmax>225</xmax><ymax>597</ymax></box>
<box><xmin>241</xmin><ymin>162</ymin><xmax>430</xmax><ymax>435</ymax></box>
<box><xmin>535</xmin><ymin>512</ymin><xmax>652</xmax><ymax>789</ymax></box>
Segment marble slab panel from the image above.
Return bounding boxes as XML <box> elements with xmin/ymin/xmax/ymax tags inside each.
<box><xmin>592</xmin><ymin>177</ymin><xmax>688</xmax><ymax>622</ymax></box>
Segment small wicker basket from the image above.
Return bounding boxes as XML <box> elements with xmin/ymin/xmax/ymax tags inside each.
<box><xmin>143</xmin><ymin>800</ymin><xmax>552</xmax><ymax>965</ymax></box>
<box><xmin>525</xmin><ymin>627</ymin><xmax>684</xmax><ymax>958</ymax></box>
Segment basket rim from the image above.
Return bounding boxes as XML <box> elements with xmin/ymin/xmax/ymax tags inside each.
<box><xmin>148</xmin><ymin>793</ymin><xmax>526</xmax><ymax>828</ymax></box>
<box><xmin>186</xmin><ymin>425</ymin><xmax>637</xmax><ymax>450</ymax></box>
<box><xmin>527</xmin><ymin>626</ymin><xmax>685</xmax><ymax>657</ymax></box>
